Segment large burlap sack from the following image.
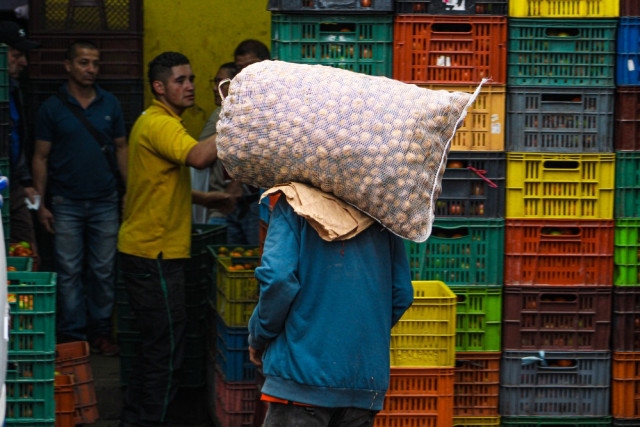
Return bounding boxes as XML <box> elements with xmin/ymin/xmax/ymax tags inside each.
<box><xmin>216</xmin><ymin>60</ymin><xmax>482</xmax><ymax>242</ymax></box>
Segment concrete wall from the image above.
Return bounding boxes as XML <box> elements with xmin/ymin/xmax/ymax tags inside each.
<box><xmin>143</xmin><ymin>0</ymin><xmax>271</xmax><ymax>136</ymax></box>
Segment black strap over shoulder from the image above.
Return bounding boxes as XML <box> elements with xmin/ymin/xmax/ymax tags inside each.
<box><xmin>56</xmin><ymin>90</ymin><xmax>125</xmax><ymax>193</ymax></box>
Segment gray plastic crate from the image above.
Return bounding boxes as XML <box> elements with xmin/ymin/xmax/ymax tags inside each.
<box><xmin>267</xmin><ymin>0</ymin><xmax>393</xmax><ymax>13</ymax></box>
<box><xmin>500</xmin><ymin>350</ymin><xmax>611</xmax><ymax>416</ymax></box>
<box><xmin>507</xmin><ymin>87</ymin><xmax>614</xmax><ymax>153</ymax></box>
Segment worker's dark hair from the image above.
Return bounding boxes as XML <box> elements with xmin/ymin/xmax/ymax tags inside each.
<box><xmin>234</xmin><ymin>39</ymin><xmax>270</xmax><ymax>61</ymax></box>
<box><xmin>147</xmin><ymin>51</ymin><xmax>190</xmax><ymax>96</ymax></box>
<box><xmin>219</xmin><ymin>61</ymin><xmax>238</xmax><ymax>78</ymax></box>
<box><xmin>66</xmin><ymin>39</ymin><xmax>99</xmax><ymax>61</ymax></box>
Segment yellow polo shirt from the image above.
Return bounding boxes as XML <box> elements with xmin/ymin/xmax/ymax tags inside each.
<box><xmin>118</xmin><ymin>100</ymin><xmax>198</xmax><ymax>259</ymax></box>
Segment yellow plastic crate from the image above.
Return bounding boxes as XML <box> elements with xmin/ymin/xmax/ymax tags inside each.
<box><xmin>505</xmin><ymin>152</ymin><xmax>615</xmax><ymax>219</ymax></box>
<box><xmin>419</xmin><ymin>84</ymin><xmax>505</xmax><ymax>152</ymax></box>
<box><xmin>509</xmin><ymin>0</ymin><xmax>619</xmax><ymax>17</ymax></box>
<box><xmin>215</xmin><ymin>289</ymin><xmax>257</xmax><ymax>328</ymax></box>
<box><xmin>390</xmin><ymin>281</ymin><xmax>456</xmax><ymax>367</ymax></box>
<box><xmin>453</xmin><ymin>417</ymin><xmax>501</xmax><ymax>426</ymax></box>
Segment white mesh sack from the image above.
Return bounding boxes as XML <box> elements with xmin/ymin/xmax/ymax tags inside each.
<box><xmin>216</xmin><ymin>60</ymin><xmax>482</xmax><ymax>242</ymax></box>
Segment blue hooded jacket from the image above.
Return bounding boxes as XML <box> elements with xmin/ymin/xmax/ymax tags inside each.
<box><xmin>248</xmin><ymin>198</ymin><xmax>414</xmax><ymax>410</ymax></box>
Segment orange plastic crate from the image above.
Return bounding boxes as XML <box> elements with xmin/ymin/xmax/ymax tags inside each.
<box><xmin>393</xmin><ymin>15</ymin><xmax>507</xmax><ymax>85</ymax></box>
<box><xmin>54</xmin><ymin>374</ymin><xmax>75</xmax><ymax>427</ymax></box>
<box><xmin>504</xmin><ymin>219</ymin><xmax>614</xmax><ymax>286</ymax></box>
<box><xmin>454</xmin><ymin>352</ymin><xmax>500</xmax><ymax>417</ymax></box>
<box><xmin>376</xmin><ymin>367</ymin><xmax>454</xmax><ymax>427</ymax></box>
<box><xmin>612</xmin><ymin>352</ymin><xmax>640</xmax><ymax>419</ymax></box>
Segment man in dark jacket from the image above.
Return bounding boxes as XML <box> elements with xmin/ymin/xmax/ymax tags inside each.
<box><xmin>0</xmin><ymin>21</ymin><xmax>40</xmax><ymax>245</ymax></box>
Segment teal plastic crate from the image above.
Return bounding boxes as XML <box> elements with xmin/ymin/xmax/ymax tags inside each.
<box><xmin>508</xmin><ymin>19</ymin><xmax>617</xmax><ymax>87</ymax></box>
<box><xmin>271</xmin><ymin>13</ymin><xmax>393</xmax><ymax>77</ymax></box>
<box><xmin>615</xmin><ymin>152</ymin><xmax>640</xmax><ymax>218</ymax></box>
<box><xmin>5</xmin><ymin>353</ymin><xmax>55</xmax><ymax>425</ymax></box>
<box><xmin>404</xmin><ymin>219</ymin><xmax>504</xmax><ymax>285</ymax></box>
<box><xmin>7</xmin><ymin>257</ymin><xmax>34</xmax><ymax>271</ymax></box>
<box><xmin>614</xmin><ymin>218</ymin><xmax>640</xmax><ymax>286</ymax></box>
<box><xmin>0</xmin><ymin>44</ymin><xmax>8</xmax><ymax>103</ymax></box>
<box><xmin>450</xmin><ymin>285</ymin><xmax>502</xmax><ymax>351</ymax></box>
<box><xmin>7</xmin><ymin>272</ymin><xmax>56</xmax><ymax>355</ymax></box>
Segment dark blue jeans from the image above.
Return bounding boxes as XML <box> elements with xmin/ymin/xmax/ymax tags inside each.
<box><xmin>52</xmin><ymin>192</ymin><xmax>119</xmax><ymax>341</ymax></box>
<box><xmin>264</xmin><ymin>402</ymin><xmax>378</xmax><ymax>427</ymax></box>
<box><xmin>118</xmin><ymin>253</ymin><xmax>187</xmax><ymax>427</ymax></box>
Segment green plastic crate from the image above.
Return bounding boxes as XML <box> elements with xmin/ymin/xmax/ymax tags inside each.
<box><xmin>508</xmin><ymin>19</ymin><xmax>617</xmax><ymax>87</ymax></box>
<box><xmin>404</xmin><ymin>219</ymin><xmax>504</xmax><ymax>286</ymax></box>
<box><xmin>5</xmin><ymin>353</ymin><xmax>55</xmax><ymax>425</ymax></box>
<box><xmin>7</xmin><ymin>272</ymin><xmax>56</xmax><ymax>355</ymax></box>
<box><xmin>7</xmin><ymin>257</ymin><xmax>34</xmax><ymax>271</ymax></box>
<box><xmin>501</xmin><ymin>417</ymin><xmax>612</xmax><ymax>426</ymax></box>
<box><xmin>614</xmin><ymin>218</ymin><xmax>640</xmax><ymax>286</ymax></box>
<box><xmin>0</xmin><ymin>44</ymin><xmax>8</xmax><ymax>103</ymax></box>
<box><xmin>271</xmin><ymin>13</ymin><xmax>393</xmax><ymax>77</ymax></box>
<box><xmin>450</xmin><ymin>285</ymin><xmax>502</xmax><ymax>351</ymax></box>
<box><xmin>615</xmin><ymin>151</ymin><xmax>640</xmax><ymax>218</ymax></box>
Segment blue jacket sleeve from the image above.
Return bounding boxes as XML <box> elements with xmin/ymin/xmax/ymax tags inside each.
<box><xmin>248</xmin><ymin>199</ymin><xmax>301</xmax><ymax>350</ymax></box>
<box><xmin>390</xmin><ymin>235</ymin><xmax>414</xmax><ymax>327</ymax></box>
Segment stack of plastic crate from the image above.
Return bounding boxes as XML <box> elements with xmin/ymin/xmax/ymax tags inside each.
<box><xmin>612</xmin><ymin>2</ymin><xmax>640</xmax><ymax>425</ymax></box>
<box><xmin>117</xmin><ymin>225</ymin><xmax>226</xmax><ymax>389</ymax></box>
<box><xmin>205</xmin><ymin>243</ymin><xmax>261</xmax><ymax>427</ymax></box>
<box><xmin>5</xmin><ymin>271</ymin><xmax>57</xmax><ymax>426</ymax></box>
<box><xmin>378</xmin><ymin>280</ymin><xmax>456</xmax><ymax>427</ymax></box>
<box><xmin>26</xmin><ymin>0</ymin><xmax>144</xmax><ymax>133</ymax></box>
<box><xmin>392</xmin><ymin>4</ymin><xmax>507</xmax><ymax>424</ymax></box>
<box><xmin>502</xmin><ymin>1</ymin><xmax>618</xmax><ymax>425</ymax></box>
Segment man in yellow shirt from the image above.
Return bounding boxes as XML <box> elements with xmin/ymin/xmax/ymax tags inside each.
<box><xmin>117</xmin><ymin>51</ymin><xmax>229</xmax><ymax>427</ymax></box>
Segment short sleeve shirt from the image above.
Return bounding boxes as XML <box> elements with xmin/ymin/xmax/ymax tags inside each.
<box><xmin>118</xmin><ymin>100</ymin><xmax>198</xmax><ymax>259</ymax></box>
<box><xmin>35</xmin><ymin>83</ymin><xmax>126</xmax><ymax>199</ymax></box>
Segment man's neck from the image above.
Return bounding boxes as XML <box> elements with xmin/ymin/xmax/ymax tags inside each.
<box><xmin>67</xmin><ymin>80</ymin><xmax>96</xmax><ymax>108</ymax></box>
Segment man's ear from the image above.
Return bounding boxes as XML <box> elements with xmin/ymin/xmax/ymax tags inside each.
<box><xmin>152</xmin><ymin>80</ymin><xmax>164</xmax><ymax>95</ymax></box>
<box><xmin>63</xmin><ymin>59</ymin><xmax>71</xmax><ymax>73</ymax></box>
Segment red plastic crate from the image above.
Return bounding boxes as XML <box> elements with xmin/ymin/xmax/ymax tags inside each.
<box><xmin>376</xmin><ymin>367</ymin><xmax>454</xmax><ymax>427</ymax></box>
<box><xmin>612</xmin><ymin>352</ymin><xmax>640</xmax><ymax>419</ymax></box>
<box><xmin>54</xmin><ymin>341</ymin><xmax>98</xmax><ymax>425</ymax></box>
<box><xmin>54</xmin><ymin>374</ymin><xmax>75</xmax><ymax>427</ymax></box>
<box><xmin>454</xmin><ymin>352</ymin><xmax>500</xmax><ymax>417</ymax></box>
<box><xmin>504</xmin><ymin>219</ymin><xmax>614</xmax><ymax>286</ymax></box>
<box><xmin>28</xmin><ymin>33</ymin><xmax>142</xmax><ymax>80</ymax></box>
<box><xmin>621</xmin><ymin>0</ymin><xmax>640</xmax><ymax>16</ymax></box>
<box><xmin>214</xmin><ymin>368</ymin><xmax>256</xmax><ymax>427</ymax></box>
<box><xmin>393</xmin><ymin>15</ymin><xmax>507</xmax><ymax>84</ymax></box>
<box><xmin>502</xmin><ymin>286</ymin><xmax>612</xmax><ymax>350</ymax></box>
<box><xmin>615</xmin><ymin>87</ymin><xmax>640</xmax><ymax>151</ymax></box>
<box><xmin>613</xmin><ymin>287</ymin><xmax>640</xmax><ymax>351</ymax></box>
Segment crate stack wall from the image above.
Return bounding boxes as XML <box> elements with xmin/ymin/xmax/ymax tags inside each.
<box><xmin>26</xmin><ymin>0</ymin><xmax>144</xmax><ymax>133</ymax></box>
<box><xmin>5</xmin><ymin>271</ymin><xmax>57</xmax><ymax>426</ymax></box>
<box><xmin>392</xmin><ymin>3</ymin><xmax>507</xmax><ymax>425</ymax></box>
<box><xmin>612</xmin><ymin>3</ymin><xmax>640</xmax><ymax>425</ymax></box>
<box><xmin>502</xmin><ymin>1</ymin><xmax>618</xmax><ymax>424</ymax></box>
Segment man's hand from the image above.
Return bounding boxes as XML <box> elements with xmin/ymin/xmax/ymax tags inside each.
<box><xmin>249</xmin><ymin>346</ymin><xmax>263</xmax><ymax>367</ymax></box>
<box><xmin>201</xmin><ymin>191</ymin><xmax>236</xmax><ymax>213</ymax></box>
<box><xmin>37</xmin><ymin>206</ymin><xmax>55</xmax><ymax>233</ymax></box>
<box><xmin>23</xmin><ymin>186</ymin><xmax>39</xmax><ymax>203</ymax></box>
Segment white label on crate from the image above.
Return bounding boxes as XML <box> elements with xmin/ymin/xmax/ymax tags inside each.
<box><xmin>444</xmin><ymin>0</ymin><xmax>466</xmax><ymax>10</ymax></box>
<box><xmin>491</xmin><ymin>123</ymin><xmax>501</xmax><ymax>134</ymax></box>
<box><xmin>491</xmin><ymin>114</ymin><xmax>500</xmax><ymax>122</ymax></box>
<box><xmin>628</xmin><ymin>59</ymin><xmax>636</xmax><ymax>72</ymax></box>
<box><xmin>437</xmin><ymin>56</ymin><xmax>452</xmax><ymax>67</ymax></box>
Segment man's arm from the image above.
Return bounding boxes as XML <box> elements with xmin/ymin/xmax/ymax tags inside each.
<box><xmin>114</xmin><ymin>136</ymin><xmax>128</xmax><ymax>185</ymax></box>
<box><xmin>191</xmin><ymin>190</ymin><xmax>233</xmax><ymax>212</ymax></box>
<box><xmin>185</xmin><ymin>133</ymin><xmax>217</xmax><ymax>169</ymax></box>
<box><xmin>32</xmin><ymin>139</ymin><xmax>54</xmax><ymax>233</ymax></box>
<box><xmin>390</xmin><ymin>235</ymin><xmax>414</xmax><ymax>327</ymax></box>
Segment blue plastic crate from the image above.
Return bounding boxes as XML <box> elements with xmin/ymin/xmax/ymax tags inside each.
<box><xmin>216</xmin><ymin>313</ymin><xmax>255</xmax><ymax>382</ymax></box>
<box><xmin>617</xmin><ymin>18</ymin><xmax>640</xmax><ymax>85</ymax></box>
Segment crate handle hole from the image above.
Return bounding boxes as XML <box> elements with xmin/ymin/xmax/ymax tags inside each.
<box><xmin>545</xmin><ymin>28</ymin><xmax>579</xmax><ymax>38</ymax></box>
<box><xmin>431</xmin><ymin>23</ymin><xmax>472</xmax><ymax>34</ymax></box>
<box><xmin>543</xmin><ymin>160</ymin><xmax>579</xmax><ymax>170</ymax></box>
<box><xmin>320</xmin><ymin>23</ymin><xmax>356</xmax><ymax>33</ymax></box>
<box><xmin>540</xmin><ymin>226</ymin><xmax>580</xmax><ymax>237</ymax></box>
<box><xmin>541</xmin><ymin>94</ymin><xmax>582</xmax><ymax>103</ymax></box>
<box><xmin>544</xmin><ymin>359</ymin><xmax>577</xmax><ymax>368</ymax></box>
<box><xmin>541</xmin><ymin>294</ymin><xmax>577</xmax><ymax>303</ymax></box>
<box><xmin>456</xmin><ymin>294</ymin><xmax>466</xmax><ymax>303</ymax></box>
